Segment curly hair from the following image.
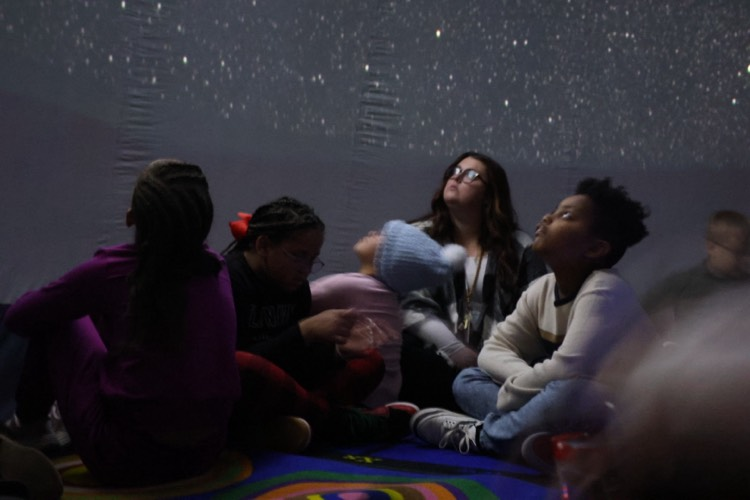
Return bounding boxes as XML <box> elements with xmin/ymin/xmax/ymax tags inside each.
<box><xmin>420</xmin><ymin>151</ymin><xmax>520</xmax><ymax>287</ymax></box>
<box><xmin>575</xmin><ymin>177</ymin><xmax>650</xmax><ymax>267</ymax></box>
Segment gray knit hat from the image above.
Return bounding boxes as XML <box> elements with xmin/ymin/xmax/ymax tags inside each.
<box><xmin>374</xmin><ymin>220</ymin><xmax>466</xmax><ymax>295</ymax></box>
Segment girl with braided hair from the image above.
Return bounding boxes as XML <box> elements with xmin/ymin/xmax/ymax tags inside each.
<box><xmin>224</xmin><ymin>197</ymin><xmax>415</xmax><ymax>451</ymax></box>
<box><xmin>3</xmin><ymin>159</ymin><xmax>240</xmax><ymax>486</ymax></box>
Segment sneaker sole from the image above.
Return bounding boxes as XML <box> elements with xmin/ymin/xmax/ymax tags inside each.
<box><xmin>264</xmin><ymin>416</ymin><xmax>312</xmax><ymax>454</ymax></box>
<box><xmin>385</xmin><ymin>401</ymin><xmax>420</xmax><ymax>413</ymax></box>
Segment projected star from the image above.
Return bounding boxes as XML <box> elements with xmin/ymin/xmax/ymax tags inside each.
<box><xmin>0</xmin><ymin>0</ymin><xmax>747</xmax><ymax>167</ymax></box>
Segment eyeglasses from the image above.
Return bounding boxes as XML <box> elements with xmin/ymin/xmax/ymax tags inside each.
<box><xmin>281</xmin><ymin>248</ymin><xmax>325</xmax><ymax>274</ymax></box>
<box><xmin>707</xmin><ymin>238</ymin><xmax>750</xmax><ymax>258</ymax></box>
<box><xmin>446</xmin><ymin>165</ymin><xmax>485</xmax><ymax>184</ymax></box>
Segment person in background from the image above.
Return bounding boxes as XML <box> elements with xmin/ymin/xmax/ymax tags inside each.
<box><xmin>410</xmin><ymin>178</ymin><xmax>654</xmax><ymax>472</ymax></box>
<box><xmin>591</xmin><ymin>283</ymin><xmax>750</xmax><ymax>499</ymax></box>
<box><xmin>224</xmin><ymin>198</ymin><xmax>417</xmax><ymax>453</ymax></box>
<box><xmin>399</xmin><ymin>151</ymin><xmax>547</xmax><ymax>410</ymax></box>
<box><xmin>641</xmin><ymin>209</ymin><xmax>749</xmax><ymax>337</ymax></box>
<box><xmin>1</xmin><ymin>160</ymin><xmax>240</xmax><ymax>486</ymax></box>
<box><xmin>311</xmin><ymin>220</ymin><xmax>466</xmax><ymax>407</ymax></box>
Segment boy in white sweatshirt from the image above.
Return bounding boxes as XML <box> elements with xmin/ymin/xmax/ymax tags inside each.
<box><xmin>410</xmin><ymin>178</ymin><xmax>654</xmax><ymax>468</ymax></box>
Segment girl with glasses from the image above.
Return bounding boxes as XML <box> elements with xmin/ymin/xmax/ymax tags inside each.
<box><xmin>223</xmin><ymin>197</ymin><xmax>414</xmax><ymax>452</ymax></box>
<box><xmin>399</xmin><ymin>151</ymin><xmax>548</xmax><ymax>411</ymax></box>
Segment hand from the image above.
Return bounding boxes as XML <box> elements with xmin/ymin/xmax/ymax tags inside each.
<box><xmin>336</xmin><ymin>318</ymin><xmax>382</xmax><ymax>358</ymax></box>
<box><xmin>299</xmin><ymin>308</ymin><xmax>360</xmax><ymax>345</ymax></box>
<box><xmin>437</xmin><ymin>341</ymin><xmax>478</xmax><ymax>369</ymax></box>
<box><xmin>450</xmin><ymin>346</ymin><xmax>479</xmax><ymax>369</ymax></box>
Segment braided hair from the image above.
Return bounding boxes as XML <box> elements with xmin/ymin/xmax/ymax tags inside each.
<box><xmin>128</xmin><ymin>159</ymin><xmax>220</xmax><ymax>350</ymax></box>
<box><xmin>224</xmin><ymin>196</ymin><xmax>325</xmax><ymax>254</ymax></box>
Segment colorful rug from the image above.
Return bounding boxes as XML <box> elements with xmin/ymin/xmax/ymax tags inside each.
<box><xmin>53</xmin><ymin>437</ymin><xmax>556</xmax><ymax>499</ymax></box>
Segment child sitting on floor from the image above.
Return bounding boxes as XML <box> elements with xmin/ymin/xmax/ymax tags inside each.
<box><xmin>311</xmin><ymin>220</ymin><xmax>467</xmax><ymax>407</ymax></box>
<box><xmin>410</xmin><ymin>177</ymin><xmax>655</xmax><ymax>471</ymax></box>
<box><xmin>2</xmin><ymin>159</ymin><xmax>240</xmax><ymax>486</ymax></box>
<box><xmin>641</xmin><ymin>209</ymin><xmax>749</xmax><ymax>337</ymax></box>
<box><xmin>224</xmin><ymin>199</ymin><xmax>431</xmax><ymax>451</ymax></box>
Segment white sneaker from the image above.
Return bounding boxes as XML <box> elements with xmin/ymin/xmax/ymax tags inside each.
<box><xmin>1</xmin><ymin>402</ymin><xmax>71</xmax><ymax>451</ymax></box>
<box><xmin>46</xmin><ymin>401</ymin><xmax>71</xmax><ymax>447</ymax></box>
<box><xmin>410</xmin><ymin>408</ymin><xmax>481</xmax><ymax>454</ymax></box>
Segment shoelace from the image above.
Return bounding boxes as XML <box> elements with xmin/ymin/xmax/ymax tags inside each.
<box><xmin>438</xmin><ymin>419</ymin><xmax>477</xmax><ymax>454</ymax></box>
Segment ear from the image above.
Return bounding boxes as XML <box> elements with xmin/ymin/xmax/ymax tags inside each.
<box><xmin>254</xmin><ymin>234</ymin><xmax>273</xmax><ymax>257</ymax></box>
<box><xmin>126</xmin><ymin>208</ymin><xmax>135</xmax><ymax>227</ymax></box>
<box><xmin>584</xmin><ymin>238</ymin><xmax>611</xmax><ymax>261</ymax></box>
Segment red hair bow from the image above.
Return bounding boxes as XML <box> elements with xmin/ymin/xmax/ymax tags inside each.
<box><xmin>229</xmin><ymin>212</ymin><xmax>253</xmax><ymax>241</ymax></box>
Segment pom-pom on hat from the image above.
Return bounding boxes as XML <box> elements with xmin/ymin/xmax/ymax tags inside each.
<box><xmin>374</xmin><ymin>220</ymin><xmax>467</xmax><ymax>295</ymax></box>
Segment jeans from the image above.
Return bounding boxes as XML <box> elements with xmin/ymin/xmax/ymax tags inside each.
<box><xmin>453</xmin><ymin>367</ymin><xmax>611</xmax><ymax>456</ymax></box>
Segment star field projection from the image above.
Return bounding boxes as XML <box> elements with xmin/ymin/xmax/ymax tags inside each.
<box><xmin>2</xmin><ymin>0</ymin><xmax>748</xmax><ymax>166</ymax></box>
